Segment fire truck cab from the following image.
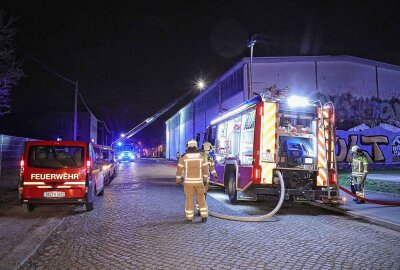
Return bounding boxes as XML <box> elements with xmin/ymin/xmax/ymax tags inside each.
<box><xmin>205</xmin><ymin>89</ymin><xmax>338</xmax><ymax>202</ymax></box>
<box><xmin>19</xmin><ymin>141</ymin><xmax>106</xmax><ymax>212</ymax></box>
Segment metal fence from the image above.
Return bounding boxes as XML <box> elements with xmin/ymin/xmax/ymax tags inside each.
<box><xmin>0</xmin><ymin>134</ymin><xmax>36</xmax><ymax>191</ymax></box>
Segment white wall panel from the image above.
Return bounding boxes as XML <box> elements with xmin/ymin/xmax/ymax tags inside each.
<box><xmin>179</xmin><ymin>118</ymin><xmax>186</xmax><ymax>155</ymax></box>
<box><xmin>252</xmin><ymin>62</ymin><xmax>316</xmax><ymax>97</ymax></box>
<box><xmin>205</xmin><ymin>105</ymin><xmax>220</xmax><ymax>128</ymax></box>
<box><xmin>318</xmin><ymin>61</ymin><xmax>376</xmax><ymax>97</ymax></box>
<box><xmin>221</xmin><ymin>92</ymin><xmax>244</xmax><ymax>112</ymax></box>
<box><xmin>378</xmin><ymin>68</ymin><xmax>400</xmax><ymax>99</ymax></box>
<box><xmin>194</xmin><ymin>114</ymin><xmax>206</xmax><ymax>142</ymax></box>
<box><xmin>185</xmin><ymin>119</ymin><xmax>194</xmax><ymax>145</ymax></box>
<box><xmin>165</xmin><ymin>123</ymin><xmax>170</xmax><ymax>159</ymax></box>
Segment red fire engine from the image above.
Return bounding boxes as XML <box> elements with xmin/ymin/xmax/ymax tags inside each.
<box><xmin>204</xmin><ymin>89</ymin><xmax>338</xmax><ymax>202</ymax></box>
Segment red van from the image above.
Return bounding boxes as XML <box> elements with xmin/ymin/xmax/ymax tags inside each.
<box><xmin>18</xmin><ymin>141</ymin><xmax>105</xmax><ymax>212</ymax></box>
<box><xmin>97</xmin><ymin>145</ymin><xmax>116</xmax><ymax>186</ymax></box>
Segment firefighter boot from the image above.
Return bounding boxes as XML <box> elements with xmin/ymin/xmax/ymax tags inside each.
<box><xmin>356</xmin><ymin>184</ymin><xmax>365</xmax><ymax>204</ymax></box>
<box><xmin>354</xmin><ymin>184</ymin><xmax>360</xmax><ymax>202</ymax></box>
<box><xmin>351</xmin><ymin>184</ymin><xmax>358</xmax><ymax>201</ymax></box>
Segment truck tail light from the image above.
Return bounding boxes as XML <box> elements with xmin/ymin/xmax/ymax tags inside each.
<box><xmin>20</xmin><ymin>160</ymin><xmax>25</xmax><ymax>176</ymax></box>
<box><xmin>329</xmin><ymin>169</ymin><xmax>337</xmax><ymax>185</ymax></box>
<box><xmin>86</xmin><ymin>160</ymin><xmax>91</xmax><ymax>174</ymax></box>
<box><xmin>253</xmin><ymin>166</ymin><xmax>261</xmax><ymax>182</ymax></box>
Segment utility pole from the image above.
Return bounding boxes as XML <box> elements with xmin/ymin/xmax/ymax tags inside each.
<box><xmin>74</xmin><ymin>81</ymin><xmax>78</xmax><ymax>141</ymax></box>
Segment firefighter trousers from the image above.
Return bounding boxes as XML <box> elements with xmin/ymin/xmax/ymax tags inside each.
<box><xmin>352</xmin><ymin>176</ymin><xmax>365</xmax><ymax>199</ymax></box>
<box><xmin>196</xmin><ymin>181</ymin><xmax>209</xmax><ymax>210</ymax></box>
<box><xmin>184</xmin><ymin>183</ymin><xmax>208</xmax><ymax>220</ymax></box>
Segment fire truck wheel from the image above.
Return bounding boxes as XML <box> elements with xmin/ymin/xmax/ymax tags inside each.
<box><xmin>228</xmin><ymin>172</ymin><xmax>238</xmax><ymax>203</ymax></box>
<box><xmin>22</xmin><ymin>203</ymin><xmax>34</xmax><ymax>213</ymax></box>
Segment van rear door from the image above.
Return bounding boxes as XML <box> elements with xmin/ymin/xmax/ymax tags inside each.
<box><xmin>22</xmin><ymin>144</ymin><xmax>87</xmax><ymax>200</ymax></box>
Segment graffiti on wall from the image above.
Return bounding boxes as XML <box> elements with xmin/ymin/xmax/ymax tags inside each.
<box><xmin>312</xmin><ymin>92</ymin><xmax>400</xmax><ymax>130</ymax></box>
<box><xmin>336</xmin><ymin>127</ymin><xmax>400</xmax><ymax>164</ymax></box>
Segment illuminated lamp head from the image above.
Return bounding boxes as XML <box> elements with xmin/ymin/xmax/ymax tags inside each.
<box><xmin>287</xmin><ymin>95</ymin><xmax>309</xmax><ymax>107</ymax></box>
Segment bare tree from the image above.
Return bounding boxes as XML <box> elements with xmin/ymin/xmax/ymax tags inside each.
<box><xmin>0</xmin><ymin>11</ymin><xmax>24</xmax><ymax>116</ymax></box>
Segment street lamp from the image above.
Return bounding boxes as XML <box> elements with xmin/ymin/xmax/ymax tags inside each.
<box><xmin>247</xmin><ymin>34</ymin><xmax>257</xmax><ymax>98</ymax></box>
<box><xmin>196</xmin><ymin>78</ymin><xmax>206</xmax><ymax>90</ymax></box>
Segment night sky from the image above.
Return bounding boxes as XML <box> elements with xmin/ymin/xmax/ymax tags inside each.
<box><xmin>2</xmin><ymin>0</ymin><xmax>400</xmax><ymax>144</ymax></box>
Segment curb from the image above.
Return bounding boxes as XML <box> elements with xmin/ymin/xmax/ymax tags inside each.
<box><xmin>306</xmin><ymin>201</ymin><xmax>400</xmax><ymax>232</ymax></box>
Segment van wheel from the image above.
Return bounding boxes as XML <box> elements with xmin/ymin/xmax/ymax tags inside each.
<box><xmin>85</xmin><ymin>187</ymin><xmax>95</xmax><ymax>211</ymax></box>
<box><xmin>22</xmin><ymin>203</ymin><xmax>34</xmax><ymax>213</ymax></box>
<box><xmin>227</xmin><ymin>172</ymin><xmax>237</xmax><ymax>203</ymax></box>
<box><xmin>85</xmin><ymin>201</ymin><xmax>94</xmax><ymax>211</ymax></box>
<box><xmin>104</xmin><ymin>173</ymin><xmax>110</xmax><ymax>186</ymax></box>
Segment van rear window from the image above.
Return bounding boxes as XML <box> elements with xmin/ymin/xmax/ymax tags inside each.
<box><xmin>28</xmin><ymin>146</ymin><xmax>84</xmax><ymax>169</ymax></box>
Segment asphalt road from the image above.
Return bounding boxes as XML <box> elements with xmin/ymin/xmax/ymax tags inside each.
<box><xmin>1</xmin><ymin>159</ymin><xmax>399</xmax><ymax>270</ymax></box>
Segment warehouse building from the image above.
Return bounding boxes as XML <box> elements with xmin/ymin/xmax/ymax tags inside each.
<box><xmin>165</xmin><ymin>55</ymin><xmax>400</xmax><ymax>159</ymax></box>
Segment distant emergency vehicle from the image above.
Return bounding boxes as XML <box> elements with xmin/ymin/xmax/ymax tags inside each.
<box><xmin>205</xmin><ymin>90</ymin><xmax>337</xmax><ymax>202</ymax></box>
<box><xmin>116</xmin><ymin>144</ymin><xmax>136</xmax><ymax>162</ymax></box>
<box><xmin>19</xmin><ymin>141</ymin><xmax>107</xmax><ymax>212</ymax></box>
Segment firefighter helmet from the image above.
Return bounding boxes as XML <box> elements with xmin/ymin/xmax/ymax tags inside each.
<box><xmin>202</xmin><ymin>142</ymin><xmax>213</xmax><ymax>151</ymax></box>
<box><xmin>187</xmin><ymin>139</ymin><xmax>198</xmax><ymax>149</ymax></box>
<box><xmin>351</xmin><ymin>145</ymin><xmax>361</xmax><ymax>153</ymax></box>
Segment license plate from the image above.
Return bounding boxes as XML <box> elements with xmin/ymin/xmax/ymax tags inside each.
<box><xmin>304</xmin><ymin>164</ymin><xmax>314</xmax><ymax>170</ymax></box>
<box><xmin>44</xmin><ymin>191</ymin><xmax>65</xmax><ymax>198</ymax></box>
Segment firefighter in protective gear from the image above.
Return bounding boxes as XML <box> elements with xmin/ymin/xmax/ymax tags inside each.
<box><xmin>195</xmin><ymin>142</ymin><xmax>218</xmax><ymax>215</ymax></box>
<box><xmin>350</xmin><ymin>145</ymin><xmax>368</xmax><ymax>204</ymax></box>
<box><xmin>202</xmin><ymin>141</ymin><xmax>218</xmax><ymax>190</ymax></box>
<box><xmin>176</xmin><ymin>140</ymin><xmax>209</xmax><ymax>222</ymax></box>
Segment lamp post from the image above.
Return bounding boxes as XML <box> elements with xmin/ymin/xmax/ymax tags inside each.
<box><xmin>247</xmin><ymin>34</ymin><xmax>257</xmax><ymax>99</ymax></box>
<box><xmin>73</xmin><ymin>81</ymin><xmax>78</xmax><ymax>141</ymax></box>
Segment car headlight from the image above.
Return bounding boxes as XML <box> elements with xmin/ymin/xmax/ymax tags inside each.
<box><xmin>118</xmin><ymin>155</ymin><xmax>123</xmax><ymax>159</ymax></box>
<box><xmin>304</xmin><ymin>157</ymin><xmax>313</xmax><ymax>164</ymax></box>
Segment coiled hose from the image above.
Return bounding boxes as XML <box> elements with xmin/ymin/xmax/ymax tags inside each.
<box><xmin>208</xmin><ymin>170</ymin><xmax>285</xmax><ymax>222</ymax></box>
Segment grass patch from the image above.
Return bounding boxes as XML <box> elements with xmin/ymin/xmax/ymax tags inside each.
<box><xmin>339</xmin><ymin>173</ymin><xmax>400</xmax><ymax>194</ymax></box>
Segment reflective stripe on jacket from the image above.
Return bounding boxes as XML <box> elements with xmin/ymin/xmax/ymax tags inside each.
<box><xmin>176</xmin><ymin>151</ymin><xmax>208</xmax><ymax>184</ymax></box>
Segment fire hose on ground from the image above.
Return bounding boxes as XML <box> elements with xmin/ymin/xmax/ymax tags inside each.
<box><xmin>339</xmin><ymin>185</ymin><xmax>400</xmax><ymax>206</ymax></box>
<box><xmin>208</xmin><ymin>170</ymin><xmax>285</xmax><ymax>222</ymax></box>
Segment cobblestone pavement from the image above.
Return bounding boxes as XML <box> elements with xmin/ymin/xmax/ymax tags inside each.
<box><xmin>20</xmin><ymin>160</ymin><xmax>400</xmax><ymax>270</ymax></box>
